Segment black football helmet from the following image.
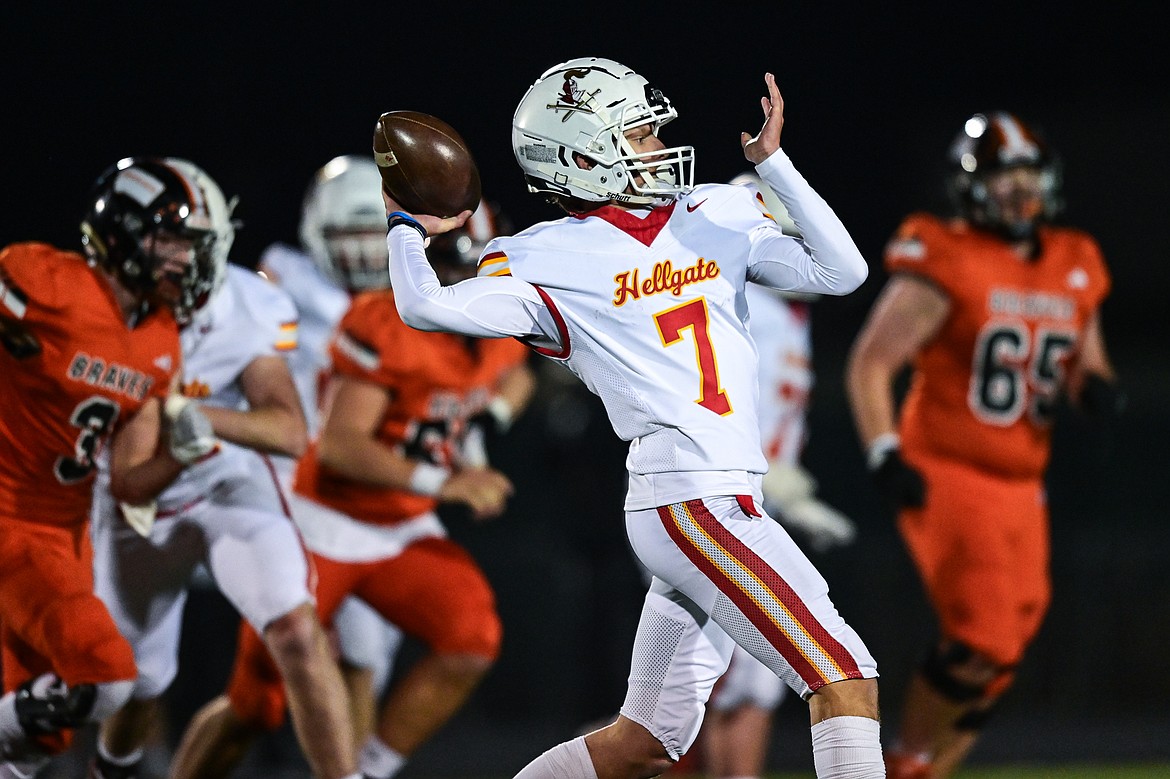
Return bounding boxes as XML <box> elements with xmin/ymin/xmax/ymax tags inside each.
<box><xmin>80</xmin><ymin>158</ymin><xmax>224</xmax><ymax>322</ymax></box>
<box><xmin>947</xmin><ymin>111</ymin><xmax>1062</xmax><ymax>241</ymax></box>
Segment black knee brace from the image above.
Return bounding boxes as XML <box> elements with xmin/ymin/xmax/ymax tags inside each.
<box><xmin>14</xmin><ymin>675</ymin><xmax>97</xmax><ymax>735</ymax></box>
<box><xmin>919</xmin><ymin>642</ymin><xmax>988</xmax><ymax>703</ymax></box>
<box><xmin>954</xmin><ymin>699</ymin><xmax>1000</xmax><ymax>732</ymax></box>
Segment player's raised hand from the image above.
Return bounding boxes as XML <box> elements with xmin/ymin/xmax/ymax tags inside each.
<box><xmin>382</xmin><ymin>190</ymin><xmax>472</xmax><ymax>238</ymax></box>
<box><xmin>741</xmin><ymin>72</ymin><xmax>786</xmax><ymax>164</ymax></box>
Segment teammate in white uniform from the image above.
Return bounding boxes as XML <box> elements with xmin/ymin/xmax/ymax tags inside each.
<box><xmin>382</xmin><ymin>59</ymin><xmax>883</xmax><ymax>779</ymax></box>
<box><xmin>700</xmin><ymin>175</ymin><xmax>858</xmax><ymax>779</ymax></box>
<box><xmin>88</xmin><ymin>161</ymin><xmax>359</xmax><ymax>779</ymax></box>
<box><xmin>257</xmin><ymin>157</ymin><xmax>525</xmax><ymax>747</ymax></box>
<box><xmin>258</xmin><ymin>156</ymin><xmax>405</xmax><ymax>739</ymax></box>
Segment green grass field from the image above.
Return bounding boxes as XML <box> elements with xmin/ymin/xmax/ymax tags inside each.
<box><xmin>953</xmin><ymin>767</ymin><xmax>1170</xmax><ymax>779</ymax></box>
<box><xmin>755</xmin><ymin>766</ymin><xmax>1170</xmax><ymax>779</ymax></box>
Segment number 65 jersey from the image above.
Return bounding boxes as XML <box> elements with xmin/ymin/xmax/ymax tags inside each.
<box><xmin>0</xmin><ymin>243</ymin><xmax>179</xmax><ymax>526</ymax></box>
<box><xmin>885</xmin><ymin>213</ymin><xmax>1110</xmax><ymax>479</ymax></box>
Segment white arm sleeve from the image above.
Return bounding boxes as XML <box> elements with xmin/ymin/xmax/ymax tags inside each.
<box><xmin>387</xmin><ymin>227</ymin><xmax>559</xmax><ymax>343</ymax></box>
<box><xmin>746</xmin><ymin>149</ymin><xmax>869</xmax><ymax>295</ymax></box>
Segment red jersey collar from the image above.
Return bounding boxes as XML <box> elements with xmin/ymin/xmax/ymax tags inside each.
<box><xmin>574</xmin><ymin>202</ymin><xmax>677</xmax><ymax>247</ymax></box>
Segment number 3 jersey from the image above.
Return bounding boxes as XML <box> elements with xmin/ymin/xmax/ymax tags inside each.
<box><xmin>0</xmin><ymin>243</ymin><xmax>180</xmax><ymax>526</ymax></box>
<box><xmin>293</xmin><ymin>290</ymin><xmax>528</xmax><ymax>526</ymax></box>
<box><xmin>885</xmin><ymin>213</ymin><xmax>1110</xmax><ymax>479</ymax></box>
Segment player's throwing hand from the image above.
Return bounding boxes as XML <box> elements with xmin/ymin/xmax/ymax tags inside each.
<box><xmin>381</xmin><ymin>190</ymin><xmax>472</xmax><ymax>238</ymax></box>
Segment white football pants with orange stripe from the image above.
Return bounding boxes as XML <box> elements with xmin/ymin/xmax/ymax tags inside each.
<box><xmin>622</xmin><ymin>494</ymin><xmax>877</xmax><ymax>759</ymax></box>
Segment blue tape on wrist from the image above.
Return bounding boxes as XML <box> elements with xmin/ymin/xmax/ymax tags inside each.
<box><xmin>386</xmin><ymin>212</ymin><xmax>427</xmax><ymax>239</ymax></box>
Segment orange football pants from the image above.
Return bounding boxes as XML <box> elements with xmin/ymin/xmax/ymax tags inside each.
<box><xmin>227</xmin><ymin>536</ymin><xmax>502</xmax><ymax>730</ymax></box>
<box><xmin>0</xmin><ymin>517</ymin><xmax>137</xmax><ymax>752</ymax></box>
<box><xmin>897</xmin><ymin>452</ymin><xmax>1050</xmax><ymax>671</ymax></box>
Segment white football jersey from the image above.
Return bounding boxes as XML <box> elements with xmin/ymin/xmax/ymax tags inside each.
<box><xmin>258</xmin><ymin>243</ymin><xmax>350</xmax><ymax>435</ymax></box>
<box><xmin>388</xmin><ymin>149</ymin><xmax>866</xmax><ymax>510</ymax></box>
<box><xmin>485</xmin><ymin>186</ymin><xmax>770</xmax><ymax>496</ymax></box>
<box><xmin>158</xmin><ymin>264</ymin><xmax>299</xmax><ymax>511</ymax></box>
<box><xmin>747</xmin><ymin>285</ymin><xmax>812</xmax><ymax>467</ymax></box>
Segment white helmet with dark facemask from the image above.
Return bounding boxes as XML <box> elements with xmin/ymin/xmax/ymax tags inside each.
<box><xmin>512</xmin><ymin>57</ymin><xmax>694</xmax><ymax>207</ymax></box>
<box><xmin>300</xmin><ymin>156</ymin><xmax>389</xmax><ymax>292</ymax></box>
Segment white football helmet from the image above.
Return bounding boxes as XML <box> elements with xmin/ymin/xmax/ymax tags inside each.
<box><xmin>160</xmin><ymin>158</ymin><xmax>235</xmax><ymax>318</ymax></box>
<box><xmin>512</xmin><ymin>57</ymin><xmax>694</xmax><ymax>207</ymax></box>
<box><xmin>300</xmin><ymin>155</ymin><xmax>389</xmax><ymax>292</ymax></box>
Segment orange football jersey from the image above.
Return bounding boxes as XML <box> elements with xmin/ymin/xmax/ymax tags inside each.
<box><xmin>0</xmin><ymin>243</ymin><xmax>180</xmax><ymax>525</ymax></box>
<box><xmin>294</xmin><ymin>290</ymin><xmax>529</xmax><ymax>525</ymax></box>
<box><xmin>885</xmin><ymin>214</ymin><xmax>1110</xmax><ymax>479</ymax></box>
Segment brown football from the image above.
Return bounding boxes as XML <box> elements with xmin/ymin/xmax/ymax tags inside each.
<box><xmin>372</xmin><ymin>111</ymin><xmax>481</xmax><ymax>217</ymax></box>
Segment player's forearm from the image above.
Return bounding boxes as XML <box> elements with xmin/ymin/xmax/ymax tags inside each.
<box><xmin>494</xmin><ymin>364</ymin><xmax>537</xmax><ymax>422</ymax></box>
<box><xmin>753</xmin><ymin>149</ymin><xmax>868</xmax><ymax>295</ymax></box>
<box><xmin>845</xmin><ymin>353</ymin><xmax>900</xmax><ymax>451</ymax></box>
<box><xmin>200</xmin><ymin>405</ymin><xmax>308</xmax><ymax>458</ymax></box>
<box><xmin>109</xmin><ymin>454</ymin><xmax>185</xmax><ymax>505</ymax></box>
<box><xmin>386</xmin><ymin>227</ymin><xmax>550</xmax><ymax>339</ymax></box>
<box><xmin>317</xmin><ymin>431</ymin><xmax>417</xmax><ymax>490</ymax></box>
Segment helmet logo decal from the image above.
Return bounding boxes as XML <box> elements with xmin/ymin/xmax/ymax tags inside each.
<box><xmin>993</xmin><ymin>115</ymin><xmax>1041</xmax><ymax>165</ymax></box>
<box><xmin>548</xmin><ymin>68</ymin><xmax>600</xmax><ymax>122</ymax></box>
<box><xmin>113</xmin><ymin>169</ymin><xmax>166</xmax><ymax>207</ymax></box>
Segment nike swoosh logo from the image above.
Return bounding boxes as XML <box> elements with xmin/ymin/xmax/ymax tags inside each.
<box><xmin>686</xmin><ymin>199</ymin><xmax>708</xmax><ymax>213</ymax></box>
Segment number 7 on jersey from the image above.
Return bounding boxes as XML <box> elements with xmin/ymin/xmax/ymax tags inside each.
<box><xmin>654</xmin><ymin>297</ymin><xmax>732</xmax><ymax>416</ymax></box>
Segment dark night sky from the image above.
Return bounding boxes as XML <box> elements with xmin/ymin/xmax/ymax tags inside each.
<box><xmin>3</xmin><ymin>3</ymin><xmax>1166</xmax><ymax>351</ymax></box>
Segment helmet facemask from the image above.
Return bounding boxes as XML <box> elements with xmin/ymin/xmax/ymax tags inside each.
<box><xmin>142</xmin><ymin>226</ymin><xmax>218</xmax><ymax>324</ymax></box>
<box><xmin>321</xmin><ymin>225</ymin><xmax>392</xmax><ymax>292</ymax></box>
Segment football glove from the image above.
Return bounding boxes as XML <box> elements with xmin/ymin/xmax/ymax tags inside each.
<box><xmin>775</xmin><ymin>497</ymin><xmax>858</xmax><ymax>552</ymax></box>
<box><xmin>869</xmin><ymin>438</ymin><xmax>926</xmax><ymax>510</ymax></box>
<box><xmin>164</xmin><ymin>396</ymin><xmax>218</xmax><ymax>465</ymax></box>
<box><xmin>763</xmin><ymin>462</ymin><xmax>857</xmax><ymax>552</ymax></box>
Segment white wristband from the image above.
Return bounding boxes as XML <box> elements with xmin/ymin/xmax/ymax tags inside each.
<box><xmin>409</xmin><ymin>463</ymin><xmax>450</xmax><ymax>496</ymax></box>
<box><xmin>866</xmin><ymin>432</ymin><xmax>901</xmax><ymax>471</ymax></box>
<box><xmin>487</xmin><ymin>396</ymin><xmax>515</xmax><ymax>433</ymax></box>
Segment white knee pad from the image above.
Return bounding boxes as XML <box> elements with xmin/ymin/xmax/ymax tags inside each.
<box><xmin>335</xmin><ymin>597</ymin><xmax>402</xmax><ymax>696</ymax></box>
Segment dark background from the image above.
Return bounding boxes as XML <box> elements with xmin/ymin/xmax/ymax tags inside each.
<box><xmin>6</xmin><ymin>3</ymin><xmax>1168</xmax><ymax>775</ymax></box>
